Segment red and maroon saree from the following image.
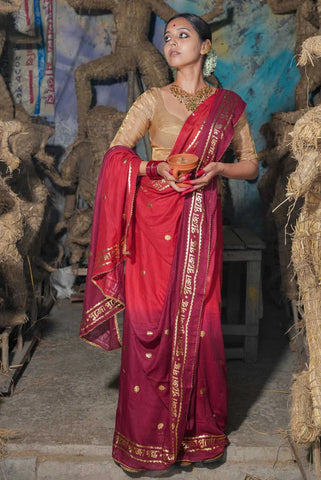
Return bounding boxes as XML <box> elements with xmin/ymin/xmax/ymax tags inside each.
<box><xmin>80</xmin><ymin>89</ymin><xmax>246</xmax><ymax>471</ymax></box>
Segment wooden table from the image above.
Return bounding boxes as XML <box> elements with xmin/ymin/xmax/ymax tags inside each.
<box><xmin>222</xmin><ymin>225</ymin><xmax>265</xmax><ymax>362</ymax></box>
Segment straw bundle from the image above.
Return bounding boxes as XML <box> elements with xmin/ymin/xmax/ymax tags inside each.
<box><xmin>272</xmin><ymin>176</ymin><xmax>299</xmax><ymax>299</ymax></box>
<box><xmin>82</xmin><ymin>106</ymin><xmax>125</xmax><ymax>207</ymax></box>
<box><xmin>291</xmin><ymin>370</ymin><xmax>320</xmax><ymax>444</ymax></box>
<box><xmin>292</xmin><ymin>195</ymin><xmax>321</xmax><ymax>294</ymax></box>
<box><xmin>259</xmin><ymin>111</ymin><xmax>304</xmax><ymax>300</ymax></box>
<box><xmin>301</xmin><ymin>287</ymin><xmax>321</xmax><ymax>429</ymax></box>
<box><xmin>49</xmin><ymin>106</ymin><xmax>126</xmax><ymax>263</ymax></box>
<box><xmin>0</xmin><ymin>120</ymin><xmax>23</xmax><ymax>173</ymax></box>
<box><xmin>0</xmin><ymin>177</ymin><xmax>24</xmax><ymax>264</ymax></box>
<box><xmin>288</xmin><ymin>101</ymin><xmax>321</xmax><ymax>438</ymax></box>
<box><xmin>0</xmin><ymin>7</ymin><xmax>58</xmax><ymax>325</ymax></box>
<box><xmin>0</xmin><ymin>177</ymin><xmax>28</xmax><ymax>322</ymax></box>
<box><xmin>298</xmin><ymin>36</ymin><xmax>321</xmax><ymax>67</ymax></box>
<box><xmin>287</xmin><ymin>151</ymin><xmax>321</xmax><ymax>200</ymax></box>
<box><xmin>65</xmin><ymin>209</ymin><xmax>93</xmax><ymax>264</ymax></box>
<box><xmin>67</xmin><ymin>0</ymin><xmax>174</xmax><ymax>136</ymax></box>
<box><xmin>291</xmin><ymin>106</ymin><xmax>321</xmax><ymax>160</ymax></box>
<box><xmin>0</xmin><ymin>0</ymin><xmax>21</xmax><ymax>13</ymax></box>
<box><xmin>0</xmin><ymin>24</ymin><xmax>15</xmax><ymax>121</ymax></box>
<box><xmin>20</xmin><ymin>182</ymin><xmax>48</xmax><ymax>252</ymax></box>
<box><xmin>2</xmin><ymin>119</ymin><xmax>51</xmax><ymax>256</ymax></box>
<box><xmin>0</xmin><ymin>116</ymin><xmax>55</xmax><ymax>325</ymax></box>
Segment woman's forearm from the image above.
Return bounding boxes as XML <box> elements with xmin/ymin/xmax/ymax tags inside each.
<box><xmin>219</xmin><ymin>159</ymin><xmax>259</xmax><ymax>180</ymax></box>
<box><xmin>138</xmin><ymin>161</ymin><xmax>148</xmax><ymax>176</ymax></box>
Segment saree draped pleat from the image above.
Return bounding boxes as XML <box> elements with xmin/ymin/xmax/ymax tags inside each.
<box><xmin>80</xmin><ymin>89</ymin><xmax>246</xmax><ymax>471</ymax></box>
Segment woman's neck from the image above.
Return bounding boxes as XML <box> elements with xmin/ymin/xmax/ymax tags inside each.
<box><xmin>175</xmin><ymin>68</ymin><xmax>207</xmax><ymax>95</ymax></box>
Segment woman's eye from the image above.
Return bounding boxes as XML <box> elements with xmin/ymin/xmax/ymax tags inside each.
<box><xmin>179</xmin><ymin>32</ymin><xmax>188</xmax><ymax>38</ymax></box>
<box><xmin>164</xmin><ymin>35</ymin><xmax>171</xmax><ymax>43</ymax></box>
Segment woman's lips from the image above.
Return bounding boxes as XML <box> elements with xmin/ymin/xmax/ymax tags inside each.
<box><xmin>170</xmin><ymin>50</ymin><xmax>180</xmax><ymax>56</ymax></box>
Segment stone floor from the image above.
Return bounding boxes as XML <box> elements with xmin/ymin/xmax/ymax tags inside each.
<box><xmin>0</xmin><ymin>296</ymin><xmax>317</xmax><ymax>480</ymax></box>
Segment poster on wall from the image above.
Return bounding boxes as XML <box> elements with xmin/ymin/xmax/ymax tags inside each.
<box><xmin>11</xmin><ymin>0</ymin><xmax>55</xmax><ymax>120</ymax></box>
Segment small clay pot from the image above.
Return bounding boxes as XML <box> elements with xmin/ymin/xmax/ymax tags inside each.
<box><xmin>167</xmin><ymin>153</ymin><xmax>199</xmax><ymax>187</ymax></box>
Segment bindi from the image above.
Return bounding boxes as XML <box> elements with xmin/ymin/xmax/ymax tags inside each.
<box><xmin>173</xmin><ymin>24</ymin><xmax>176</xmax><ymax>26</ymax></box>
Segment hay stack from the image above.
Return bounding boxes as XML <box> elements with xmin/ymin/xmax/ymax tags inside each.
<box><xmin>298</xmin><ymin>35</ymin><xmax>321</xmax><ymax>67</ymax></box>
<box><xmin>0</xmin><ymin>175</ymin><xmax>27</xmax><ymax>326</ymax></box>
<box><xmin>259</xmin><ymin>111</ymin><xmax>304</xmax><ymax>300</ymax></box>
<box><xmin>0</xmin><ymin>0</ymin><xmax>59</xmax><ymax>333</ymax></box>
<box><xmin>291</xmin><ymin>370</ymin><xmax>319</xmax><ymax>444</ymax></box>
<box><xmin>287</xmin><ymin>102</ymin><xmax>321</xmax><ymax>439</ymax></box>
<box><xmin>0</xmin><ymin>113</ymin><xmax>57</xmax><ymax>327</ymax></box>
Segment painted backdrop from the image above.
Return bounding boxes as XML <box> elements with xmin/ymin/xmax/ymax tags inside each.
<box><xmin>54</xmin><ymin>0</ymin><xmax>300</xmax><ymax>231</ymax></box>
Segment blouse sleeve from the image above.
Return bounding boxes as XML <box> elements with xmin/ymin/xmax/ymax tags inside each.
<box><xmin>110</xmin><ymin>89</ymin><xmax>156</xmax><ymax>149</ymax></box>
<box><xmin>230</xmin><ymin>112</ymin><xmax>258</xmax><ymax>164</ymax></box>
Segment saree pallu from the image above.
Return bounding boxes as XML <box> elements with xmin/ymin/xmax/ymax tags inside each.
<box><xmin>80</xmin><ymin>89</ymin><xmax>246</xmax><ymax>471</ymax></box>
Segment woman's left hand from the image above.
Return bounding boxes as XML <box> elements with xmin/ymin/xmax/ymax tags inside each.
<box><xmin>180</xmin><ymin>162</ymin><xmax>224</xmax><ymax>194</ymax></box>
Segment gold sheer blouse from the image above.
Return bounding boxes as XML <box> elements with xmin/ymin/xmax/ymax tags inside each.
<box><xmin>110</xmin><ymin>87</ymin><xmax>258</xmax><ymax>164</ymax></box>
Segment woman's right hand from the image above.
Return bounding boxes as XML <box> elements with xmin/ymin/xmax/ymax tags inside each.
<box><xmin>157</xmin><ymin>161</ymin><xmax>190</xmax><ymax>192</ymax></box>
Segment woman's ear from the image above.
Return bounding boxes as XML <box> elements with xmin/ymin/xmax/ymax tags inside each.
<box><xmin>201</xmin><ymin>39</ymin><xmax>211</xmax><ymax>55</ymax></box>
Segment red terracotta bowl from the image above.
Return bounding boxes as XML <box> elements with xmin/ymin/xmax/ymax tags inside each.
<box><xmin>167</xmin><ymin>153</ymin><xmax>199</xmax><ymax>187</ymax></box>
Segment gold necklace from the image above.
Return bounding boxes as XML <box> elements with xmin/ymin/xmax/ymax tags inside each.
<box><xmin>169</xmin><ymin>83</ymin><xmax>214</xmax><ymax>112</ymax></box>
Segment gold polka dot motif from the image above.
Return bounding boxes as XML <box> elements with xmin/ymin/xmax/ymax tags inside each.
<box><xmin>164</xmin><ymin>235</ymin><xmax>172</xmax><ymax>241</ymax></box>
<box><xmin>147</xmin><ymin>331</ymin><xmax>153</xmax><ymax>336</ymax></box>
<box><xmin>145</xmin><ymin>353</ymin><xmax>152</xmax><ymax>359</ymax></box>
<box><xmin>200</xmin><ymin>331</ymin><xmax>206</xmax><ymax>338</ymax></box>
<box><xmin>142</xmin><ymin>270</ymin><xmax>146</xmax><ymax>276</ymax></box>
<box><xmin>158</xmin><ymin>385</ymin><xmax>166</xmax><ymax>391</ymax></box>
<box><xmin>134</xmin><ymin>386</ymin><xmax>140</xmax><ymax>393</ymax></box>
<box><xmin>157</xmin><ymin>423</ymin><xmax>164</xmax><ymax>430</ymax></box>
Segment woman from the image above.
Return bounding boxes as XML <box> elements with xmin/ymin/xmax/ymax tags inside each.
<box><xmin>80</xmin><ymin>13</ymin><xmax>259</xmax><ymax>474</ymax></box>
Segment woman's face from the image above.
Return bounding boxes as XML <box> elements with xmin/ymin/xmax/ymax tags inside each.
<box><xmin>163</xmin><ymin>17</ymin><xmax>209</xmax><ymax>70</ymax></box>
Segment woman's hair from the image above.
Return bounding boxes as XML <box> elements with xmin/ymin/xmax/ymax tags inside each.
<box><xmin>165</xmin><ymin>13</ymin><xmax>211</xmax><ymax>42</ymax></box>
